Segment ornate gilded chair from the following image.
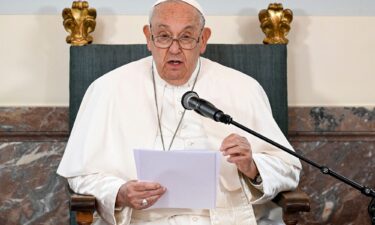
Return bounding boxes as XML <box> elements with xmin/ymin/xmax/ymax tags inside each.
<box><xmin>68</xmin><ymin>44</ymin><xmax>310</xmax><ymax>225</ymax></box>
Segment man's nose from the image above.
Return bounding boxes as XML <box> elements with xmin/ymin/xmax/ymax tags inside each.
<box><xmin>168</xmin><ymin>39</ymin><xmax>182</xmax><ymax>54</ymax></box>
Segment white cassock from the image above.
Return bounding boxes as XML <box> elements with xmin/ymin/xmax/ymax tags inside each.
<box><xmin>57</xmin><ymin>56</ymin><xmax>302</xmax><ymax>225</ymax></box>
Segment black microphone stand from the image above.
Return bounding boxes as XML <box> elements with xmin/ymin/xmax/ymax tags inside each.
<box><xmin>182</xmin><ymin>90</ymin><xmax>374</xmax><ymax>224</ymax></box>
<box><xmin>220</xmin><ymin>115</ymin><xmax>375</xmax><ymax>224</ymax></box>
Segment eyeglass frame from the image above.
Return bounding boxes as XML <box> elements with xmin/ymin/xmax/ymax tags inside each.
<box><xmin>150</xmin><ymin>26</ymin><xmax>204</xmax><ymax>50</ymax></box>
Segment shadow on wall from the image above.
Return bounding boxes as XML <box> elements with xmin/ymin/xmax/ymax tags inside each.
<box><xmin>92</xmin><ymin>7</ymin><xmax>117</xmax><ymax>44</ymax></box>
<box><xmin>37</xmin><ymin>6</ymin><xmax>69</xmax><ymax>104</ymax></box>
<box><xmin>0</xmin><ymin>6</ymin><xmax>68</xmax><ymax>105</ymax></box>
<box><xmin>236</xmin><ymin>7</ymin><xmax>265</xmax><ymax>44</ymax></box>
<box><xmin>287</xmin><ymin>8</ymin><xmax>339</xmax><ymax>106</ymax></box>
<box><xmin>284</xmin><ymin>9</ymin><xmax>313</xmax><ymax>105</ymax></box>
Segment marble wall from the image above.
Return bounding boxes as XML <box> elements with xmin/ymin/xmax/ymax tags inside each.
<box><xmin>289</xmin><ymin>107</ymin><xmax>375</xmax><ymax>225</ymax></box>
<box><xmin>0</xmin><ymin>108</ymin><xmax>69</xmax><ymax>224</ymax></box>
<box><xmin>0</xmin><ymin>107</ymin><xmax>374</xmax><ymax>224</ymax></box>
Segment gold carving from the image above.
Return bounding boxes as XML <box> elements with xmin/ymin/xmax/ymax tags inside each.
<box><xmin>62</xmin><ymin>1</ymin><xmax>97</xmax><ymax>46</ymax></box>
<box><xmin>259</xmin><ymin>3</ymin><xmax>293</xmax><ymax>44</ymax></box>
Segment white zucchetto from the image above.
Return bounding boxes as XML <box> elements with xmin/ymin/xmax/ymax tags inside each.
<box><xmin>152</xmin><ymin>0</ymin><xmax>205</xmax><ymax>19</ymax></box>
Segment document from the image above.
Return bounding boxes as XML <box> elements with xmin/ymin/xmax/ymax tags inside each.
<box><xmin>133</xmin><ymin>149</ymin><xmax>221</xmax><ymax>209</ymax></box>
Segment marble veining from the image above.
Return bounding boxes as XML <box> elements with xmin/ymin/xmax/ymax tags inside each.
<box><xmin>289</xmin><ymin>107</ymin><xmax>375</xmax><ymax>133</ymax></box>
<box><xmin>350</xmin><ymin>107</ymin><xmax>375</xmax><ymax>121</ymax></box>
<box><xmin>0</xmin><ymin>107</ymin><xmax>68</xmax><ymax>132</ymax></box>
<box><xmin>309</xmin><ymin>107</ymin><xmax>344</xmax><ymax>132</ymax></box>
<box><xmin>289</xmin><ymin>106</ymin><xmax>375</xmax><ymax>225</ymax></box>
<box><xmin>0</xmin><ymin>106</ymin><xmax>374</xmax><ymax>224</ymax></box>
<box><xmin>0</xmin><ymin>142</ymin><xmax>69</xmax><ymax>224</ymax></box>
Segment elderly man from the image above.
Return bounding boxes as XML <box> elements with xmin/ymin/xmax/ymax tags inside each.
<box><xmin>57</xmin><ymin>0</ymin><xmax>301</xmax><ymax>224</ymax></box>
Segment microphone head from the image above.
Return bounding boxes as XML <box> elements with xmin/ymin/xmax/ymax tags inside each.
<box><xmin>181</xmin><ymin>91</ymin><xmax>199</xmax><ymax>110</ymax></box>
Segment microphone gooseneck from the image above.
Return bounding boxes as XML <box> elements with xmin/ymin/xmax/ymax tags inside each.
<box><xmin>181</xmin><ymin>90</ymin><xmax>375</xmax><ymax>225</ymax></box>
<box><xmin>181</xmin><ymin>91</ymin><xmax>232</xmax><ymax>124</ymax></box>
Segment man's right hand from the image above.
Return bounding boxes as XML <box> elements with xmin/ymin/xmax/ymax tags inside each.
<box><xmin>116</xmin><ymin>180</ymin><xmax>166</xmax><ymax>209</ymax></box>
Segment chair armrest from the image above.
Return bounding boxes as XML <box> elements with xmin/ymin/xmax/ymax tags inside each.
<box><xmin>71</xmin><ymin>193</ymin><xmax>96</xmax><ymax>212</ymax></box>
<box><xmin>70</xmin><ymin>192</ymin><xmax>96</xmax><ymax>225</ymax></box>
<box><xmin>273</xmin><ymin>189</ymin><xmax>310</xmax><ymax>212</ymax></box>
<box><xmin>273</xmin><ymin>190</ymin><xmax>310</xmax><ymax>225</ymax></box>
<box><xmin>69</xmin><ymin>189</ymin><xmax>310</xmax><ymax>225</ymax></box>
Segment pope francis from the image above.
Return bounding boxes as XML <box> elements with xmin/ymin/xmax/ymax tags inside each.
<box><xmin>57</xmin><ymin>0</ymin><xmax>302</xmax><ymax>224</ymax></box>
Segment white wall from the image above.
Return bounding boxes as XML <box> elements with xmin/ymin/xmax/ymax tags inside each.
<box><xmin>2</xmin><ymin>0</ymin><xmax>375</xmax><ymax>16</ymax></box>
<box><xmin>0</xmin><ymin>14</ymin><xmax>374</xmax><ymax>106</ymax></box>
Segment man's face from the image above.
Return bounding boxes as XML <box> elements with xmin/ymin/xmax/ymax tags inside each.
<box><xmin>143</xmin><ymin>1</ymin><xmax>211</xmax><ymax>85</ymax></box>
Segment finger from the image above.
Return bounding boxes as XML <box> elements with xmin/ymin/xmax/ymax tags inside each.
<box><xmin>137</xmin><ymin>186</ymin><xmax>167</xmax><ymax>199</ymax></box>
<box><xmin>124</xmin><ymin>180</ymin><xmax>138</xmax><ymax>188</ymax></box>
<box><xmin>220</xmin><ymin>135</ymin><xmax>248</xmax><ymax>151</ymax></box>
<box><xmin>133</xmin><ymin>197</ymin><xmax>153</xmax><ymax>209</ymax></box>
<box><xmin>137</xmin><ymin>192</ymin><xmax>165</xmax><ymax>210</ymax></box>
<box><xmin>222</xmin><ymin>143</ymin><xmax>251</xmax><ymax>156</ymax></box>
<box><xmin>224</xmin><ymin>133</ymin><xmax>246</xmax><ymax>142</ymax></box>
<box><xmin>130</xmin><ymin>198</ymin><xmax>145</xmax><ymax>209</ymax></box>
<box><xmin>222</xmin><ymin>146</ymin><xmax>247</xmax><ymax>155</ymax></box>
<box><xmin>220</xmin><ymin>141</ymin><xmax>238</xmax><ymax>151</ymax></box>
<box><xmin>142</xmin><ymin>194</ymin><xmax>164</xmax><ymax>208</ymax></box>
<box><xmin>133</xmin><ymin>182</ymin><xmax>162</xmax><ymax>191</ymax></box>
<box><xmin>220</xmin><ymin>133</ymin><xmax>239</xmax><ymax>149</ymax></box>
<box><xmin>227</xmin><ymin>155</ymin><xmax>250</xmax><ymax>163</ymax></box>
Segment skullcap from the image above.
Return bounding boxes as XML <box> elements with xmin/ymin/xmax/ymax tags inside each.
<box><xmin>152</xmin><ymin>0</ymin><xmax>205</xmax><ymax>18</ymax></box>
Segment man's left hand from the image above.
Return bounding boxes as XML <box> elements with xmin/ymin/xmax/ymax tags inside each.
<box><xmin>220</xmin><ymin>133</ymin><xmax>258</xmax><ymax>179</ymax></box>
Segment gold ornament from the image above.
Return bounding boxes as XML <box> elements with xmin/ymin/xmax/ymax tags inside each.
<box><xmin>62</xmin><ymin>1</ymin><xmax>97</xmax><ymax>46</ymax></box>
<box><xmin>259</xmin><ymin>3</ymin><xmax>293</xmax><ymax>44</ymax></box>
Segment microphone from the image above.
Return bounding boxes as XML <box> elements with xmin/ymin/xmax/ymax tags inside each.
<box><xmin>181</xmin><ymin>91</ymin><xmax>232</xmax><ymax>124</ymax></box>
<box><xmin>182</xmin><ymin>93</ymin><xmax>375</xmax><ymax>224</ymax></box>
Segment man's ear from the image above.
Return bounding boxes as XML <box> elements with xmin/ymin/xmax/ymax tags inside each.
<box><xmin>143</xmin><ymin>25</ymin><xmax>152</xmax><ymax>51</ymax></box>
<box><xmin>199</xmin><ymin>27</ymin><xmax>211</xmax><ymax>54</ymax></box>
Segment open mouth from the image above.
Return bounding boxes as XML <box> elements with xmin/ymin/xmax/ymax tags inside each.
<box><xmin>168</xmin><ymin>60</ymin><xmax>183</xmax><ymax>65</ymax></box>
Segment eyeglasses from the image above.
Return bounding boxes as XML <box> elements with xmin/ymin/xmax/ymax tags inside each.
<box><xmin>151</xmin><ymin>29</ymin><xmax>203</xmax><ymax>50</ymax></box>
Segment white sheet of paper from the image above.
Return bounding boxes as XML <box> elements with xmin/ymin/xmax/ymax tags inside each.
<box><xmin>133</xmin><ymin>149</ymin><xmax>221</xmax><ymax>209</ymax></box>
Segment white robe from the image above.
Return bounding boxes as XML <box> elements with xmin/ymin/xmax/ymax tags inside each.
<box><xmin>57</xmin><ymin>56</ymin><xmax>302</xmax><ymax>225</ymax></box>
